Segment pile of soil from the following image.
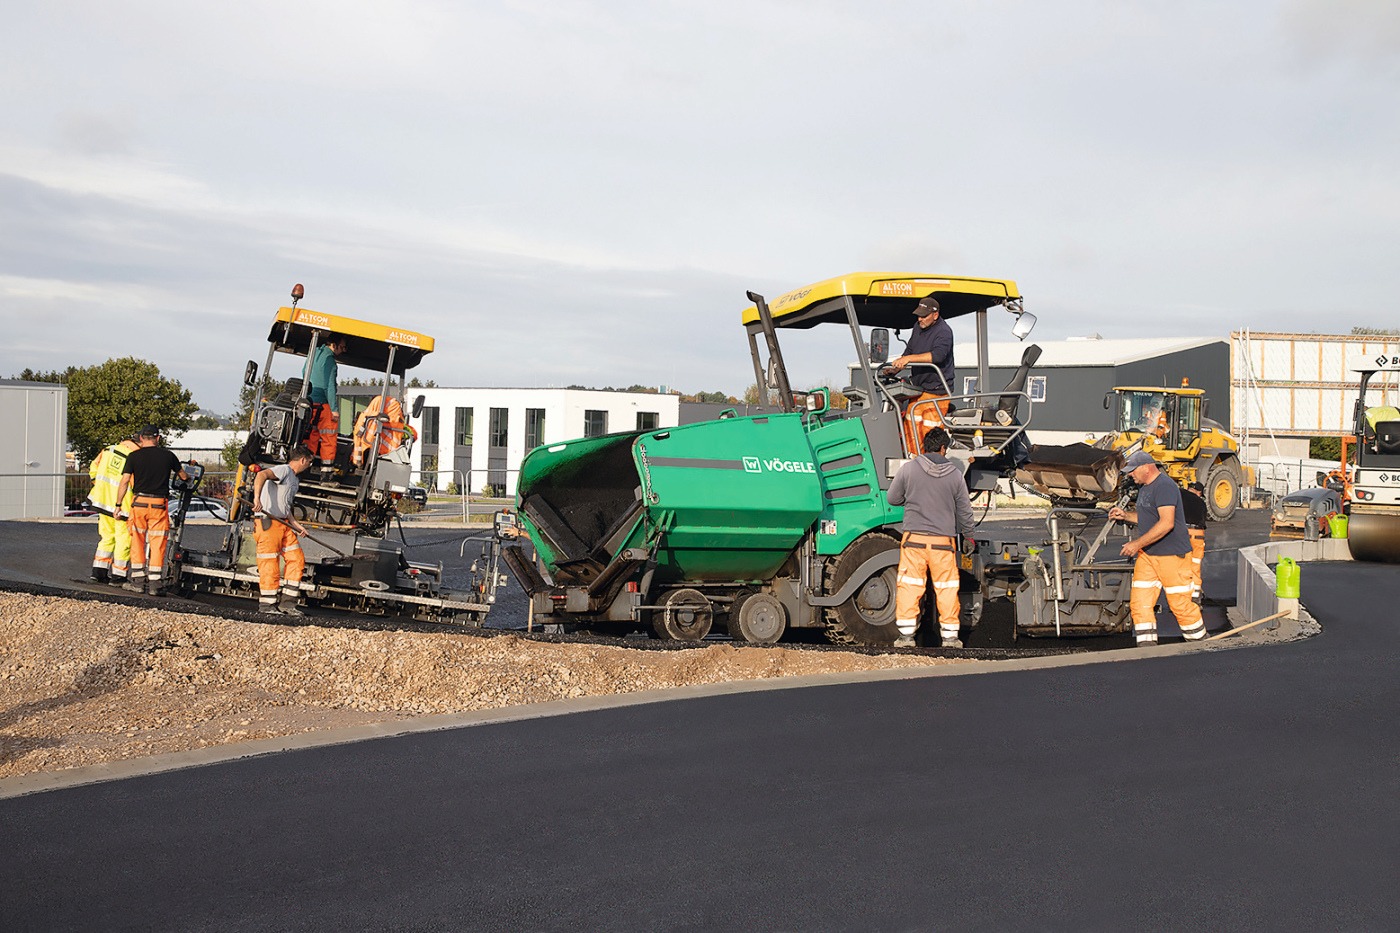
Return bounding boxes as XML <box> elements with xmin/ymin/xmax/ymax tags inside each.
<box><xmin>0</xmin><ymin>593</ymin><xmax>962</xmax><ymax>780</ymax></box>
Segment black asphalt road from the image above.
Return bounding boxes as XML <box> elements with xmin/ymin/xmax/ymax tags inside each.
<box><xmin>2</xmin><ymin>560</ymin><xmax>1397</xmax><ymax>931</ymax></box>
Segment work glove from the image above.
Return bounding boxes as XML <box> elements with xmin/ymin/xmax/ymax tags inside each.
<box><xmin>960</xmin><ymin>536</ymin><xmax>976</xmax><ymax>556</ymax></box>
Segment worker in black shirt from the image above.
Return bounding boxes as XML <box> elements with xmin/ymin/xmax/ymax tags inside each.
<box><xmin>886</xmin><ymin>296</ymin><xmax>955</xmax><ymax>455</ymax></box>
<box><xmin>112</xmin><ymin>426</ymin><xmax>191</xmax><ymax>596</ymax></box>
<box><xmin>1182</xmin><ymin>481</ymin><xmax>1208</xmax><ymax>604</ymax></box>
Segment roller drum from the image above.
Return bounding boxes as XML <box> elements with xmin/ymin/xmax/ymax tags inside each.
<box><xmin>1346</xmin><ymin>508</ymin><xmax>1400</xmax><ymax>564</ymax></box>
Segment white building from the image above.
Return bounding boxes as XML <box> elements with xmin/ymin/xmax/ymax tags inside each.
<box><xmin>165</xmin><ymin>428</ymin><xmax>247</xmax><ymax>464</ymax></box>
<box><xmin>1232</xmin><ymin>330</ymin><xmax>1400</xmax><ymax>459</ymax></box>
<box><xmin>0</xmin><ymin>380</ymin><xmax>67</xmax><ymax>519</ymax></box>
<box><xmin>341</xmin><ymin>387</ymin><xmax>680</xmax><ymax>496</ymax></box>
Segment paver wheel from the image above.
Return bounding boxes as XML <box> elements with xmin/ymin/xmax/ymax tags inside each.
<box><xmin>728</xmin><ymin>591</ymin><xmax>787</xmax><ymax>645</ymax></box>
<box><xmin>823</xmin><ymin>534</ymin><xmax>900</xmax><ymax>647</ymax></box>
<box><xmin>1205</xmin><ymin>464</ymin><xmax>1239</xmax><ymax>522</ymax></box>
<box><xmin>652</xmin><ymin>587</ymin><xmax>713</xmax><ymax>641</ymax></box>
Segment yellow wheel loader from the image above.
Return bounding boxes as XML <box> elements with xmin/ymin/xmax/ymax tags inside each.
<box><xmin>1092</xmin><ymin>382</ymin><xmax>1251</xmax><ymax>521</ymax></box>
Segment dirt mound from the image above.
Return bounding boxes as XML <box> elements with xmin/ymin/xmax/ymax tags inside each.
<box><xmin>0</xmin><ymin>593</ymin><xmax>960</xmax><ymax>779</ymax></box>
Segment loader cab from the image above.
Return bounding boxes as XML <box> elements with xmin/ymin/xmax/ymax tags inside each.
<box><xmin>1110</xmin><ymin>387</ymin><xmax>1203</xmax><ymax>454</ymax></box>
<box><xmin>234</xmin><ymin>298</ymin><xmax>435</xmax><ymax>532</ymax></box>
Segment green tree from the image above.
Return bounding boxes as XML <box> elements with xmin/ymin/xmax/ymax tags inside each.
<box><xmin>1310</xmin><ymin>436</ymin><xmax>1343</xmax><ymax>460</ymax></box>
<box><xmin>190</xmin><ymin>414</ymin><xmax>223</xmax><ymax>429</ymax></box>
<box><xmin>66</xmin><ymin>358</ymin><xmax>199</xmax><ymax>461</ymax></box>
<box><xmin>220</xmin><ymin>436</ymin><xmax>245</xmax><ymax>470</ymax></box>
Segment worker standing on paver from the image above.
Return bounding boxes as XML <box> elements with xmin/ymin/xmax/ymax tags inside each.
<box><xmin>1109</xmin><ymin>451</ymin><xmax>1207</xmax><ymax>645</ymax></box>
<box><xmin>252</xmin><ymin>445</ymin><xmax>314</xmax><ymax>615</ymax></box>
<box><xmin>307</xmin><ymin>333</ymin><xmax>347</xmax><ymax>477</ymax></box>
<box><xmin>111</xmin><ymin>426</ymin><xmax>191</xmax><ymax>596</ymax></box>
<box><xmin>86</xmin><ymin>433</ymin><xmax>139</xmax><ymax>585</ymax></box>
<box><xmin>1182</xmin><ymin>480</ymin><xmax>1209</xmax><ymax>604</ymax></box>
<box><xmin>887</xmin><ymin>426</ymin><xmax>975</xmax><ymax>648</ymax></box>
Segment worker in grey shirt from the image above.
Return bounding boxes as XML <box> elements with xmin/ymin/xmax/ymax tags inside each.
<box><xmin>252</xmin><ymin>445</ymin><xmax>313</xmax><ymax>614</ymax></box>
<box><xmin>886</xmin><ymin>426</ymin><xmax>975</xmax><ymax>648</ymax></box>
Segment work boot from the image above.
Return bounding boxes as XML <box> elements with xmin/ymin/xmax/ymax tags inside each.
<box><xmin>278</xmin><ymin>594</ymin><xmax>305</xmax><ymax>616</ymax></box>
<box><xmin>121</xmin><ymin>581</ymin><xmax>144</xmax><ymax>594</ymax></box>
<box><xmin>146</xmin><ymin>584</ymin><xmax>165</xmax><ymax>598</ymax></box>
<box><xmin>90</xmin><ymin>567</ymin><xmax>110</xmax><ymax>584</ymax></box>
<box><xmin>893</xmin><ymin>634</ymin><xmax>916</xmax><ymax>648</ymax></box>
<box><xmin>942</xmin><ymin>637</ymin><xmax>964</xmax><ymax>649</ymax></box>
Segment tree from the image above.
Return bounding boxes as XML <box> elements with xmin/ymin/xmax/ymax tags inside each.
<box><xmin>1310</xmin><ymin>436</ymin><xmax>1343</xmax><ymax>460</ymax></box>
<box><xmin>1351</xmin><ymin>326</ymin><xmax>1400</xmax><ymax>336</ymax></box>
<box><xmin>66</xmin><ymin>358</ymin><xmax>199</xmax><ymax>461</ymax></box>
<box><xmin>190</xmin><ymin>414</ymin><xmax>223</xmax><ymax>429</ymax></box>
<box><xmin>10</xmin><ymin>367</ymin><xmax>77</xmax><ymax>383</ymax></box>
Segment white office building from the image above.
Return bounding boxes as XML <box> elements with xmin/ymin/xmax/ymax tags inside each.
<box><xmin>341</xmin><ymin>387</ymin><xmax>680</xmax><ymax>496</ymax></box>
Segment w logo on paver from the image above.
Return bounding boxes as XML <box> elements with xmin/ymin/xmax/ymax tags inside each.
<box><xmin>743</xmin><ymin>457</ymin><xmax>761</xmax><ymax>473</ymax></box>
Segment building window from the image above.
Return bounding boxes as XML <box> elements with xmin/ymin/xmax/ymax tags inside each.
<box><xmin>454</xmin><ymin>407</ymin><xmax>473</xmax><ymax>446</ymax></box>
<box><xmin>421</xmin><ymin>406</ymin><xmax>440</xmax><ymax>445</ymax></box>
<box><xmin>1028</xmin><ymin>376</ymin><xmax>1047</xmax><ymax>403</ymax></box>
<box><xmin>962</xmin><ymin>376</ymin><xmax>980</xmax><ymax>397</ymax></box>
<box><xmin>584</xmin><ymin>410</ymin><xmax>608</xmax><ymax>437</ymax></box>
<box><xmin>489</xmin><ymin>408</ymin><xmax>508</xmax><ymax>447</ymax></box>
<box><xmin>420</xmin><ymin>453</ymin><xmax>439</xmax><ymax>491</ymax></box>
<box><xmin>636</xmin><ymin>411</ymin><xmax>658</xmax><ymax>431</ymax></box>
<box><xmin>525</xmin><ymin>408</ymin><xmax>546</xmax><ymax>449</ymax></box>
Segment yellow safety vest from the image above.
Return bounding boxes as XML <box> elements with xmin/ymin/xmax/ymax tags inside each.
<box><xmin>87</xmin><ymin>440</ymin><xmax>138</xmax><ymax>513</ymax></box>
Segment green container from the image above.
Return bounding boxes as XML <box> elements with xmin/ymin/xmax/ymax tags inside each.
<box><xmin>1328</xmin><ymin>514</ymin><xmax>1348</xmax><ymax>539</ymax></box>
<box><xmin>1276</xmin><ymin>557</ymin><xmax>1301</xmax><ymax>599</ymax></box>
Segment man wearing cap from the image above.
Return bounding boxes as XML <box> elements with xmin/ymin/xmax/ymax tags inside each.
<box><xmin>887</xmin><ymin>426</ymin><xmax>975</xmax><ymax>648</ymax></box>
<box><xmin>1182</xmin><ymin>481</ymin><xmax>1209</xmax><ymax>603</ymax></box>
<box><xmin>1108</xmin><ymin>451</ymin><xmax>1207</xmax><ymax>645</ymax></box>
<box><xmin>111</xmin><ymin>426</ymin><xmax>191</xmax><ymax>596</ymax></box>
<box><xmin>886</xmin><ymin>296</ymin><xmax>956</xmax><ymax>454</ymax></box>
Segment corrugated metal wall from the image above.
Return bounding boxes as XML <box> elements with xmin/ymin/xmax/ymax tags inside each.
<box><xmin>1231</xmin><ymin>332</ymin><xmax>1400</xmax><ymax>437</ymax></box>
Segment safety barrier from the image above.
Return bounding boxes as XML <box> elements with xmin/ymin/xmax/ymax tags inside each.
<box><xmin>1233</xmin><ymin>536</ymin><xmax>1351</xmax><ymax>633</ymax></box>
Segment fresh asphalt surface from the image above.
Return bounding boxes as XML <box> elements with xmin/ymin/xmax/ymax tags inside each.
<box><xmin>3</xmin><ymin>518</ymin><xmax>1399</xmax><ymax>929</ymax></box>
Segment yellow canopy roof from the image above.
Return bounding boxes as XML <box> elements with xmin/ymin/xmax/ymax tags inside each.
<box><xmin>268</xmin><ymin>306</ymin><xmax>435</xmax><ymax>375</ymax></box>
<box><xmin>741</xmin><ymin>272</ymin><xmax>1020</xmax><ymax>330</ymax></box>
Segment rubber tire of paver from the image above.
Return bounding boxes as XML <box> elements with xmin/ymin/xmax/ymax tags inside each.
<box><xmin>728</xmin><ymin>591</ymin><xmax>787</xmax><ymax>646</ymax></box>
<box><xmin>823</xmin><ymin>534</ymin><xmax>901</xmax><ymax>647</ymax></box>
<box><xmin>652</xmin><ymin>587</ymin><xmax>713</xmax><ymax>641</ymax></box>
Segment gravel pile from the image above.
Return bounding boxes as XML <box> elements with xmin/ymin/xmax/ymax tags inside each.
<box><xmin>0</xmin><ymin>593</ymin><xmax>961</xmax><ymax>779</ymax></box>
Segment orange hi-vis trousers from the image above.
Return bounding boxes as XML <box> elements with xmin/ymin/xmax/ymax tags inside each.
<box><xmin>901</xmin><ymin>393</ymin><xmax>950</xmax><ymax>455</ymax></box>
<box><xmin>254</xmin><ymin>516</ymin><xmax>305</xmax><ymax>610</ymax></box>
<box><xmin>1129</xmin><ymin>551</ymin><xmax>1206</xmax><ymax>645</ymax></box>
<box><xmin>894</xmin><ymin>532</ymin><xmax>961</xmax><ymax>645</ymax></box>
<box><xmin>311</xmin><ymin>403</ymin><xmax>340</xmax><ymax>466</ymax></box>
<box><xmin>127</xmin><ymin>495</ymin><xmax>171</xmax><ymax>590</ymax></box>
<box><xmin>1188</xmin><ymin>527</ymin><xmax>1205</xmax><ymax>602</ymax></box>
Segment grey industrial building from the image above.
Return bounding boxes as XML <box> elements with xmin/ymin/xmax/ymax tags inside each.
<box><xmin>949</xmin><ymin>336</ymin><xmax>1230</xmax><ymax>442</ymax></box>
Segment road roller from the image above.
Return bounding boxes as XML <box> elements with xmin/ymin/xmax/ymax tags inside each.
<box><xmin>1346</xmin><ymin>353</ymin><xmax>1400</xmax><ymax>563</ymax></box>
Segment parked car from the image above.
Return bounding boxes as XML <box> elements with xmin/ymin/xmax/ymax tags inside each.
<box><xmin>407</xmin><ymin>487</ymin><xmax>429</xmax><ymax>506</ymax></box>
<box><xmin>170</xmin><ymin>497</ymin><xmax>230</xmax><ymax>521</ymax></box>
<box><xmin>63</xmin><ymin>502</ymin><xmax>99</xmax><ymax>517</ymax></box>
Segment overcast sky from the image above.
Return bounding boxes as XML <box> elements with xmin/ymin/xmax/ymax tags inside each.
<box><xmin>3</xmin><ymin>1</ymin><xmax>1398</xmax><ymax>413</ymax></box>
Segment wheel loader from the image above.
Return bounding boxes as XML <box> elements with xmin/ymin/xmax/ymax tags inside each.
<box><xmin>500</xmin><ymin>272</ymin><xmax>1151</xmax><ymax>647</ymax></box>
<box><xmin>1091</xmin><ymin>382</ymin><xmax>1251</xmax><ymax>521</ymax></box>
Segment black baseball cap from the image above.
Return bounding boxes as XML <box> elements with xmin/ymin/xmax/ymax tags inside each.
<box><xmin>138</xmin><ymin>425</ymin><xmax>162</xmax><ymax>438</ymax></box>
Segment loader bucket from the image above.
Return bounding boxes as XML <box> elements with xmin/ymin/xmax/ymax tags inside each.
<box><xmin>1016</xmin><ymin>443</ymin><xmax>1123</xmax><ymax>503</ymax></box>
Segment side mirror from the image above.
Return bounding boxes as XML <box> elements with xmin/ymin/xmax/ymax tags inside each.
<box><xmin>412</xmin><ymin>395</ymin><xmax>425</xmax><ymax>418</ymax></box>
<box><xmin>1011</xmin><ymin>311</ymin><xmax>1037</xmax><ymax>340</ymax></box>
<box><xmin>1316</xmin><ymin>471</ymin><xmax>1329</xmax><ymax>487</ymax></box>
<box><xmin>1103</xmin><ymin>393</ymin><xmax>1112</xmax><ymax>410</ymax></box>
<box><xmin>869</xmin><ymin>328</ymin><xmax>890</xmax><ymax>365</ymax></box>
<box><xmin>243</xmin><ymin>361</ymin><xmax>258</xmax><ymax>388</ymax></box>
